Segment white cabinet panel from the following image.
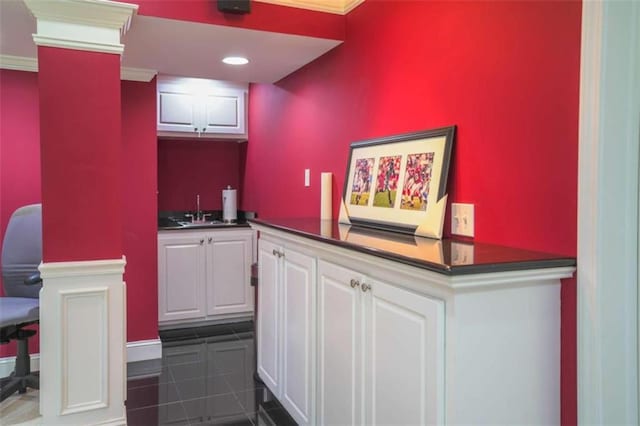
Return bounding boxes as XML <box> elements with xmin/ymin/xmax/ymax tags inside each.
<box><xmin>365</xmin><ymin>278</ymin><xmax>444</xmax><ymax>425</ymax></box>
<box><xmin>158</xmin><ymin>236</ymin><xmax>206</xmax><ymax>322</ymax></box>
<box><xmin>158</xmin><ymin>91</ymin><xmax>198</xmax><ymax>131</ymax></box>
<box><xmin>207</xmin><ymin>232</ymin><xmax>253</xmax><ymax>316</ymax></box>
<box><xmin>281</xmin><ymin>249</ymin><xmax>315</xmax><ymax>425</ymax></box>
<box><xmin>317</xmin><ymin>260</ymin><xmax>361</xmax><ymax>426</ymax></box>
<box><xmin>203</xmin><ymin>92</ymin><xmax>245</xmax><ymax>135</ymax></box>
<box><xmin>257</xmin><ymin>239</ymin><xmax>281</xmax><ymax>396</ymax></box>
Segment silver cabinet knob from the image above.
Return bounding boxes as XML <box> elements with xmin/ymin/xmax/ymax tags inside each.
<box><xmin>361</xmin><ymin>283</ymin><xmax>371</xmax><ymax>292</ymax></box>
<box><xmin>350</xmin><ymin>279</ymin><xmax>360</xmax><ymax>288</ymax></box>
<box><xmin>272</xmin><ymin>249</ymin><xmax>278</xmax><ymax>256</ymax></box>
<box><xmin>208</xmin><ymin>237</ymin><xmax>213</xmax><ymax>244</ymax></box>
<box><xmin>199</xmin><ymin>238</ymin><xmax>204</xmax><ymax>245</ymax></box>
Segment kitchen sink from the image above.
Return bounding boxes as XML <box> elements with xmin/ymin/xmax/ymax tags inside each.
<box><xmin>177</xmin><ymin>220</ymin><xmax>224</xmax><ymax>227</ymax></box>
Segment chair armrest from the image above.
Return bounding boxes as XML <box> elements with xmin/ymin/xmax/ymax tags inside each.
<box><xmin>24</xmin><ymin>272</ymin><xmax>42</xmax><ymax>285</ymax></box>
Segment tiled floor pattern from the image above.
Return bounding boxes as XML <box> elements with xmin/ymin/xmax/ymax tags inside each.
<box><xmin>126</xmin><ymin>321</ymin><xmax>296</xmax><ymax>425</ymax></box>
<box><xmin>0</xmin><ymin>321</ymin><xmax>295</xmax><ymax>426</ymax></box>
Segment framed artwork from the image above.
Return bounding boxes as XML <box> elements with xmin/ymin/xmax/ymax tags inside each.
<box><xmin>340</xmin><ymin>126</ymin><xmax>456</xmax><ymax>239</ymax></box>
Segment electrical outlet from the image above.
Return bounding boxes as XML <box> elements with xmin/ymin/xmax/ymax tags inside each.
<box><xmin>304</xmin><ymin>169</ymin><xmax>310</xmax><ymax>187</ymax></box>
<box><xmin>451</xmin><ymin>203</ymin><xmax>474</xmax><ymax>237</ymax></box>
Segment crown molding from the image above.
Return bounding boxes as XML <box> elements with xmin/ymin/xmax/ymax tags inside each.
<box><xmin>0</xmin><ymin>54</ymin><xmax>38</xmax><ymax>72</ymax></box>
<box><xmin>121</xmin><ymin>66</ymin><xmax>157</xmax><ymax>82</ymax></box>
<box><xmin>255</xmin><ymin>0</ymin><xmax>364</xmax><ymax>15</ymax></box>
<box><xmin>23</xmin><ymin>0</ymin><xmax>138</xmax><ymax>55</ymax></box>
<box><xmin>0</xmin><ymin>54</ymin><xmax>157</xmax><ymax>82</ymax></box>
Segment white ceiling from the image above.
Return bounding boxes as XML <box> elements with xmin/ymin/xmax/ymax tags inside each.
<box><xmin>0</xmin><ymin>0</ymin><xmax>343</xmax><ymax>83</ymax></box>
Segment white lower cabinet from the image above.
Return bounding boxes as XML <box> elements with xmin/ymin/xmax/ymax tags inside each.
<box><xmin>318</xmin><ymin>260</ymin><xmax>444</xmax><ymax>425</ymax></box>
<box><xmin>158</xmin><ymin>229</ymin><xmax>255</xmax><ymax>325</ymax></box>
<box><xmin>253</xmin><ymin>225</ymin><xmax>569</xmax><ymax>425</ymax></box>
<box><xmin>257</xmin><ymin>238</ymin><xmax>316</xmax><ymax>426</ymax></box>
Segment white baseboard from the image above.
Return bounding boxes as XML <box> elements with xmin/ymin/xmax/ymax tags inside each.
<box><xmin>126</xmin><ymin>338</ymin><xmax>162</xmax><ymax>363</ymax></box>
<box><xmin>0</xmin><ymin>338</ymin><xmax>162</xmax><ymax>377</ymax></box>
<box><xmin>0</xmin><ymin>353</ymin><xmax>40</xmax><ymax>377</ymax></box>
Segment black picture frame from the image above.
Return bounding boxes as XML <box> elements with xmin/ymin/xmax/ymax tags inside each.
<box><xmin>340</xmin><ymin>126</ymin><xmax>456</xmax><ymax>239</ymax></box>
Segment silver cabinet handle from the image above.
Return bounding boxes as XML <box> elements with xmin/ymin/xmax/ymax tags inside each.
<box><xmin>350</xmin><ymin>279</ymin><xmax>360</xmax><ymax>288</ymax></box>
<box><xmin>361</xmin><ymin>283</ymin><xmax>371</xmax><ymax>292</ymax></box>
<box><xmin>208</xmin><ymin>237</ymin><xmax>212</xmax><ymax>244</ymax></box>
<box><xmin>272</xmin><ymin>249</ymin><xmax>284</xmax><ymax>258</ymax></box>
<box><xmin>199</xmin><ymin>238</ymin><xmax>204</xmax><ymax>245</ymax></box>
<box><xmin>278</xmin><ymin>251</ymin><xmax>284</xmax><ymax>258</ymax></box>
<box><xmin>272</xmin><ymin>249</ymin><xmax>278</xmax><ymax>256</ymax></box>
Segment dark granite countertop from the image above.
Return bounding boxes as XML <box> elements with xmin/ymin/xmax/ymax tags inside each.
<box><xmin>249</xmin><ymin>218</ymin><xmax>576</xmax><ymax>276</ymax></box>
<box><xmin>158</xmin><ymin>210</ymin><xmax>254</xmax><ymax>231</ymax></box>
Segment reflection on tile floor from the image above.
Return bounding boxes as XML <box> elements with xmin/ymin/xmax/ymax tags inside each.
<box><xmin>127</xmin><ymin>321</ymin><xmax>296</xmax><ymax>426</ymax></box>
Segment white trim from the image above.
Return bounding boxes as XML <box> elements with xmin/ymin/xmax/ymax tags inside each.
<box><xmin>0</xmin><ymin>338</ymin><xmax>161</xmax><ymax>378</ymax></box>
<box><xmin>24</xmin><ymin>0</ymin><xmax>137</xmax><ymax>55</ymax></box>
<box><xmin>39</xmin><ymin>257</ymin><xmax>126</xmax><ymax>278</ymax></box>
<box><xmin>0</xmin><ymin>353</ymin><xmax>40</xmax><ymax>378</ymax></box>
<box><xmin>32</xmin><ymin>34</ymin><xmax>124</xmax><ymax>55</ymax></box>
<box><xmin>23</xmin><ymin>0</ymin><xmax>138</xmax><ymax>32</ymax></box>
<box><xmin>578</xmin><ymin>0</ymin><xmax>640</xmax><ymax>424</ymax></box>
<box><xmin>120</xmin><ymin>67</ymin><xmax>157</xmax><ymax>82</ymax></box>
<box><xmin>126</xmin><ymin>339</ymin><xmax>162</xmax><ymax>363</ymax></box>
<box><xmin>255</xmin><ymin>0</ymin><xmax>364</xmax><ymax>15</ymax></box>
<box><xmin>0</xmin><ymin>55</ymin><xmax>38</xmax><ymax>72</ymax></box>
<box><xmin>0</xmin><ymin>55</ymin><xmax>157</xmax><ymax>82</ymax></box>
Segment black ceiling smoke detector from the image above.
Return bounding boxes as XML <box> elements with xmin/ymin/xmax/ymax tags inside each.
<box><xmin>217</xmin><ymin>0</ymin><xmax>251</xmax><ymax>14</ymax></box>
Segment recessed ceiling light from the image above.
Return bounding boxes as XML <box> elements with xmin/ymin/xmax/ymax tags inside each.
<box><xmin>222</xmin><ymin>56</ymin><xmax>249</xmax><ymax>65</ymax></box>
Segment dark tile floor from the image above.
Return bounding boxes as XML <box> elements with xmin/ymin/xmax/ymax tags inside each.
<box><xmin>126</xmin><ymin>321</ymin><xmax>296</xmax><ymax>426</ymax></box>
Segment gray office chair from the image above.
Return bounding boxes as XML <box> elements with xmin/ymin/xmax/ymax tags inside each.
<box><xmin>0</xmin><ymin>204</ymin><xmax>42</xmax><ymax>401</ymax></box>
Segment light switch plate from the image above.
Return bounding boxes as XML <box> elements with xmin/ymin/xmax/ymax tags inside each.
<box><xmin>304</xmin><ymin>169</ymin><xmax>310</xmax><ymax>187</ymax></box>
<box><xmin>451</xmin><ymin>203</ymin><xmax>474</xmax><ymax>237</ymax></box>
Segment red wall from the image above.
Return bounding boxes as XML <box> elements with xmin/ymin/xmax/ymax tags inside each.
<box><xmin>0</xmin><ymin>70</ymin><xmax>42</xmax><ymax>357</ymax></box>
<box><xmin>158</xmin><ymin>140</ymin><xmax>243</xmax><ymax>211</ymax></box>
<box><xmin>38</xmin><ymin>47</ymin><xmax>123</xmax><ymax>262</ymax></box>
<box><xmin>122</xmin><ymin>79</ymin><xmax>159</xmax><ymax>343</ymax></box>
<box><xmin>0</xmin><ymin>70</ymin><xmax>159</xmax><ymax>354</ymax></box>
<box><xmin>244</xmin><ymin>1</ymin><xmax>580</xmax><ymax>424</ymax></box>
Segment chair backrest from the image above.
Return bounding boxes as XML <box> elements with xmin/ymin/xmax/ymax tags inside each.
<box><xmin>1</xmin><ymin>204</ymin><xmax>42</xmax><ymax>298</ymax></box>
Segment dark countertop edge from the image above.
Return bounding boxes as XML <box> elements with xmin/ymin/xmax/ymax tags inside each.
<box><xmin>248</xmin><ymin>219</ymin><xmax>576</xmax><ymax>276</ymax></box>
<box><xmin>158</xmin><ymin>222</ymin><xmax>251</xmax><ymax>231</ymax></box>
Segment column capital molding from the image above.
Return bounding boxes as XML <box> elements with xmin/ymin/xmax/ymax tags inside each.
<box><xmin>23</xmin><ymin>0</ymin><xmax>138</xmax><ymax>55</ymax></box>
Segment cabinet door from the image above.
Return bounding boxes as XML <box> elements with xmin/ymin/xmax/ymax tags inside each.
<box><xmin>158</xmin><ymin>234</ymin><xmax>207</xmax><ymax>322</ymax></box>
<box><xmin>363</xmin><ymin>278</ymin><xmax>445</xmax><ymax>425</ymax></box>
<box><xmin>157</xmin><ymin>89</ymin><xmax>199</xmax><ymax>133</ymax></box>
<box><xmin>281</xmin><ymin>249</ymin><xmax>315</xmax><ymax>426</ymax></box>
<box><xmin>207</xmin><ymin>231</ymin><xmax>254</xmax><ymax>316</ymax></box>
<box><xmin>317</xmin><ymin>260</ymin><xmax>363</xmax><ymax>426</ymax></box>
<box><xmin>256</xmin><ymin>239</ymin><xmax>281</xmax><ymax>397</ymax></box>
<box><xmin>202</xmin><ymin>90</ymin><xmax>246</xmax><ymax>135</ymax></box>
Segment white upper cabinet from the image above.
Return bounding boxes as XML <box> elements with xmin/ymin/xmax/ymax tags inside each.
<box><xmin>157</xmin><ymin>75</ymin><xmax>247</xmax><ymax>140</ymax></box>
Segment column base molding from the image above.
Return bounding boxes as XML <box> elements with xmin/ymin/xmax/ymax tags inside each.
<box><xmin>38</xmin><ymin>256</ymin><xmax>127</xmax><ymax>425</ymax></box>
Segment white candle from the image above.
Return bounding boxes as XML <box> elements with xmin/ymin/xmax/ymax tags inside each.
<box><xmin>320</xmin><ymin>172</ymin><xmax>332</xmax><ymax>220</ymax></box>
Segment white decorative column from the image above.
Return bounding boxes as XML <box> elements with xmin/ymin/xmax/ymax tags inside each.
<box><xmin>578</xmin><ymin>0</ymin><xmax>639</xmax><ymax>424</ymax></box>
<box><xmin>39</xmin><ymin>258</ymin><xmax>127</xmax><ymax>425</ymax></box>
<box><xmin>22</xmin><ymin>0</ymin><xmax>138</xmax><ymax>425</ymax></box>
